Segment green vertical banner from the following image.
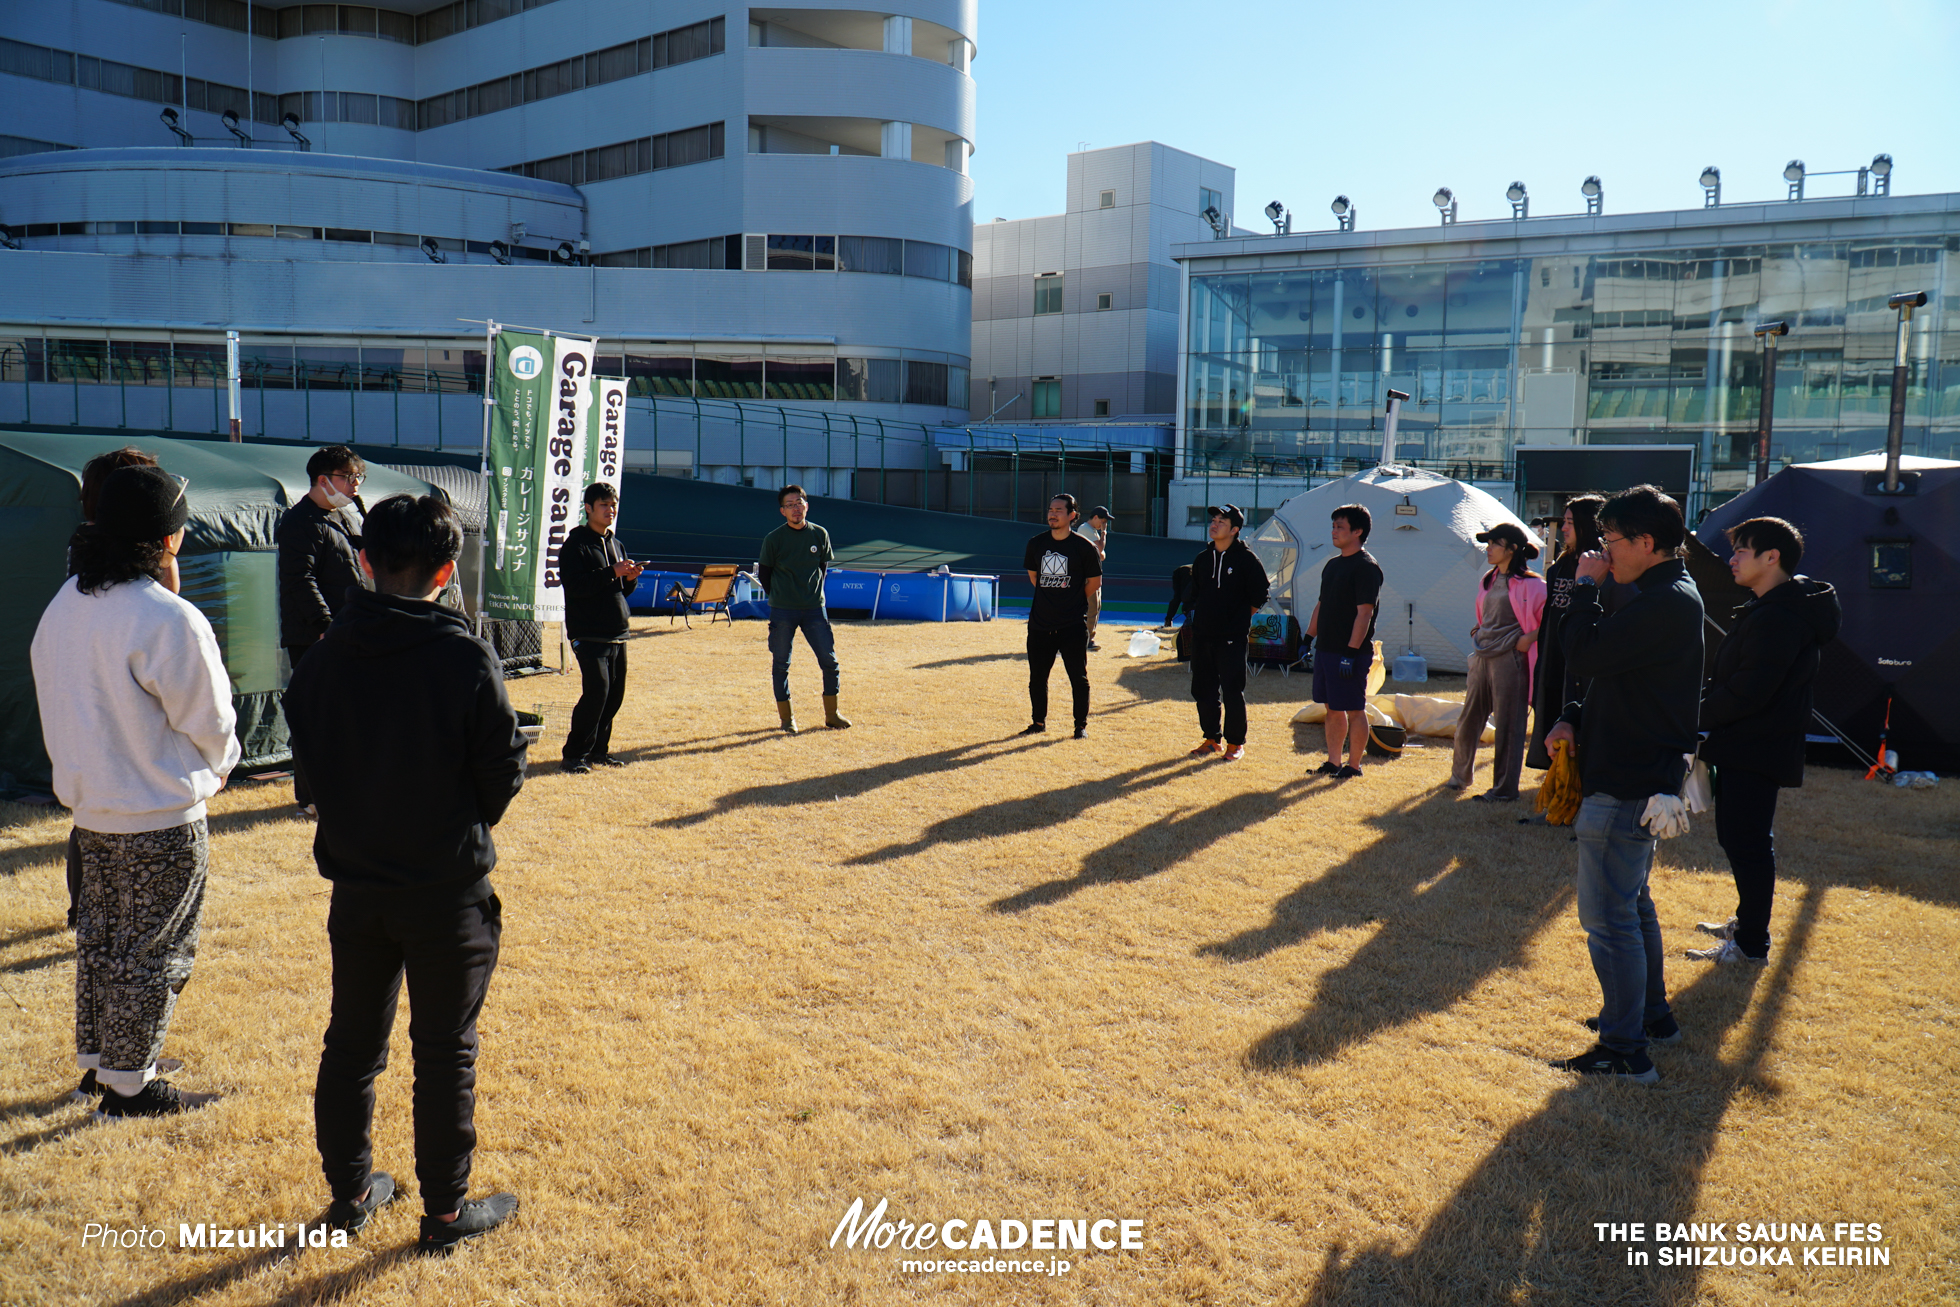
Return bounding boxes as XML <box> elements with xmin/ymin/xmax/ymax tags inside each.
<box><xmin>484</xmin><ymin>328</ymin><xmax>601</xmax><ymax>622</ymax></box>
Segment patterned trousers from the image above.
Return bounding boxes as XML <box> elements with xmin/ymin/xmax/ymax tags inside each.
<box><xmin>73</xmin><ymin>820</ymin><xmax>208</xmax><ymax>1090</ymax></box>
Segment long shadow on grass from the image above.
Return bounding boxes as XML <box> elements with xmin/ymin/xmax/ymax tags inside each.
<box><xmin>99</xmin><ymin>1231</ymin><xmax>414</xmax><ymax>1307</ymax></box>
<box><xmin>992</xmin><ymin>776</ymin><xmax>1325</xmax><ymax>913</ymax></box>
<box><xmin>656</xmin><ymin>737</ymin><xmax>1050</xmax><ymax>829</ymax></box>
<box><xmin>0</xmin><ymin>922</ymin><xmax>66</xmax><ymax>949</ymax></box>
<box><xmin>1208</xmin><ymin>788</ymin><xmax>1572</xmax><ymax>1069</ymax></box>
<box><xmin>846</xmin><ymin>756</ymin><xmax>1199</xmax><ymax>865</ymax></box>
<box><xmin>1</xmin><ymin>946</ymin><xmax>72</xmax><ymax>975</ymax></box>
<box><xmin>914</xmin><ymin>651</ymin><xmax>1026</xmax><ymax>669</ymax></box>
<box><xmin>1300</xmin><ymin>883</ymin><xmax>1822</xmax><ymax>1307</ymax></box>
<box><xmin>608</xmin><ymin>729</ymin><xmax>782</xmax><ymax>765</ymax></box>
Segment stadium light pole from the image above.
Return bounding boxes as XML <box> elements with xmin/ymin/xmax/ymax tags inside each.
<box><xmin>1881</xmin><ymin>291</ymin><xmax>1929</xmax><ymax>493</ymax></box>
<box><xmin>1752</xmin><ymin>320</ymin><xmax>1789</xmax><ymax>486</ymax></box>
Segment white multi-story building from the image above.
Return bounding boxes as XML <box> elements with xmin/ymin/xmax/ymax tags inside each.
<box><xmin>0</xmin><ymin>0</ymin><xmax>979</xmax><ymax>457</ymax></box>
<box><xmin>969</xmin><ymin>141</ymin><xmax>1234</xmax><ymax>423</ymax></box>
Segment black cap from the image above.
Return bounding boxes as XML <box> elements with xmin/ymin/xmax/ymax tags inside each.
<box><xmin>1089</xmin><ymin>505</ymin><xmax>1111</xmax><ymax>521</ymax></box>
<box><xmin>1475</xmin><ymin>521</ymin><xmax>1539</xmax><ymax>558</ymax></box>
<box><xmin>1207</xmin><ymin>504</ymin><xmax>1245</xmax><ymax>529</ymax></box>
<box><xmin>97</xmin><ymin>466</ymin><xmax>189</xmax><ymax>542</ymax></box>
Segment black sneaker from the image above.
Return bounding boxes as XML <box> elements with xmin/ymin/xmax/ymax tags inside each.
<box><xmin>93</xmin><ymin>1078</ymin><xmax>220</xmax><ymax>1120</ymax></box>
<box><xmin>418</xmin><ymin>1193</ymin><xmax>519</xmax><ymax>1256</ymax></box>
<box><xmin>1072</xmin><ymin>725</ymin><xmax>1087</xmax><ymax>739</ymax></box>
<box><xmin>1018</xmin><ymin>723</ymin><xmax>1046</xmax><ymax>736</ymax></box>
<box><xmin>1550</xmin><ymin>1044</ymin><xmax>1661</xmax><ymax>1084</ymax></box>
<box><xmin>564</xmin><ymin>761</ymin><xmax>592</xmax><ymax>775</ymax></box>
<box><xmin>73</xmin><ymin>1057</ymin><xmax>184</xmax><ymax>1102</ymax></box>
<box><xmin>1334</xmin><ymin>765</ymin><xmax>1363</xmax><ymax>779</ymax></box>
<box><xmin>1313</xmin><ymin>761</ymin><xmax>1341</xmax><ymax>775</ymax></box>
<box><xmin>1584</xmin><ymin>1013</ymin><xmax>1683</xmax><ymax>1045</ymax></box>
<box><xmin>324</xmin><ymin>1172</ymin><xmax>398</xmax><ymax>1234</ymax></box>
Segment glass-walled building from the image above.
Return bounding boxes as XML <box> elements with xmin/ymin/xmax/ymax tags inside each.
<box><xmin>1174</xmin><ymin>188</ymin><xmax>1960</xmax><ymax>513</ymax></box>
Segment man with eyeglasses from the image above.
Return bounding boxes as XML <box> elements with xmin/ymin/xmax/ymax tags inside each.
<box><xmin>277</xmin><ymin>445</ymin><xmax>370</xmax><ymax>817</ymax></box>
<box><xmin>1543</xmin><ymin>484</ymin><xmax>1703</xmax><ymax>1086</ymax></box>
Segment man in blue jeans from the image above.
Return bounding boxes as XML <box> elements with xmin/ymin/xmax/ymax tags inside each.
<box><xmin>1544</xmin><ymin>484</ymin><xmax>1703</xmax><ymax>1084</ymax></box>
<box><xmin>759</xmin><ymin>485</ymin><xmax>848</xmax><ymax>733</ymax></box>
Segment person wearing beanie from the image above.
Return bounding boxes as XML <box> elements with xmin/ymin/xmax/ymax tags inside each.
<box><xmin>1184</xmin><ymin>505</ymin><xmax>1269</xmax><ymax>761</ymax></box>
<box><xmin>33</xmin><ymin>464</ymin><xmax>239</xmax><ymax>1119</ymax></box>
<box><xmin>1450</xmin><ymin>522</ymin><xmax>1547</xmax><ymax>800</ymax></box>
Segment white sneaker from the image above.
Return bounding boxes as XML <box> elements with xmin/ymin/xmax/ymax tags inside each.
<box><xmin>1694</xmin><ymin>917</ymin><xmax>1737</xmax><ymax>940</ymax></box>
<box><xmin>1685</xmin><ymin>939</ymin><xmax>1767</xmax><ymax>965</ymax></box>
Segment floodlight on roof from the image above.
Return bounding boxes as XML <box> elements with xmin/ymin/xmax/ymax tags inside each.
<box><xmin>1871</xmin><ymin>152</ymin><xmax>1893</xmax><ymax>196</ymax></box>
<box><xmin>1330</xmin><ymin>195</ymin><xmax>1354</xmax><ymax>232</ymax></box>
<box><xmin>159</xmin><ymin>106</ymin><xmax>193</xmax><ymax>146</ymax></box>
<box><xmin>420</xmin><ymin>237</ymin><xmax>447</xmax><ymax>264</ymax></box>
<box><xmin>1432</xmin><ymin>187</ymin><xmax>1456</xmax><ymax>225</ymax></box>
<box><xmin>1580</xmin><ymin>175</ymin><xmax>1602</xmax><ymax>214</ymax></box>
<box><xmin>1784</xmin><ymin>159</ymin><xmax>1805</xmax><ymax>200</ymax></box>
<box><xmin>282</xmin><ymin>112</ymin><xmax>310</xmax><ymax>152</ymax></box>
<box><xmin>1700</xmin><ymin>166</ymin><xmax>1721</xmax><ymax>208</ymax></box>
<box><xmin>1262</xmin><ymin>199</ymin><xmax>1290</xmax><ymax>234</ymax></box>
<box><xmin>1506</xmin><ymin>181</ymin><xmax>1527</xmax><ymax>219</ymax></box>
<box><xmin>1201</xmin><ymin>205</ymin><xmax>1227</xmax><ymax>239</ymax></box>
<box><xmin>221</xmin><ymin>107</ymin><xmax>252</xmax><ymax>147</ymax></box>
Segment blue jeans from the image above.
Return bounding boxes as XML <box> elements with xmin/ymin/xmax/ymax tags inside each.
<box><xmin>1574</xmin><ymin>794</ymin><xmax>1672</xmax><ymax>1054</ymax></box>
<box><xmin>768</xmin><ymin>608</ymin><xmax>840</xmax><ymax>702</ymax></box>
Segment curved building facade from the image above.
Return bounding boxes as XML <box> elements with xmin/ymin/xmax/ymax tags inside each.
<box><xmin>0</xmin><ymin>0</ymin><xmax>978</xmax><ymax>442</ymax></box>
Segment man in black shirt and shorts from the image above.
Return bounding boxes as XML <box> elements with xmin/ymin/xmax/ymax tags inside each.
<box><xmin>1021</xmin><ymin>494</ymin><xmax>1102</xmax><ymax>738</ymax></box>
<box><xmin>1307</xmin><ymin>503</ymin><xmax>1383</xmax><ymax>778</ymax></box>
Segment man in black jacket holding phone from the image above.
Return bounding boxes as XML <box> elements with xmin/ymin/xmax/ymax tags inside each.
<box><xmin>1185</xmin><ymin>505</ymin><xmax>1270</xmax><ymax>762</ymax></box>
<box><xmin>287</xmin><ymin>493</ymin><xmax>529</xmax><ymax>1254</ymax></box>
<box><xmin>1690</xmin><ymin>516</ymin><xmax>1840</xmax><ymax>966</ymax></box>
<box><xmin>558</xmin><ymin>483</ymin><xmax>642</xmax><ymax>774</ymax></box>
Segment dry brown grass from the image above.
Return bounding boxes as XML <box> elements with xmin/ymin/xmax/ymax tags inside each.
<box><xmin>1</xmin><ymin>615</ymin><xmax>1955</xmax><ymax>1306</ymax></box>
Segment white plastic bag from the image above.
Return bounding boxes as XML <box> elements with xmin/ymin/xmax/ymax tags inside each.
<box><xmin>1126</xmin><ymin>629</ymin><xmax>1162</xmax><ymax>658</ymax></box>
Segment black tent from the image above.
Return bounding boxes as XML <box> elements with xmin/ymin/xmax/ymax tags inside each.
<box><xmin>1698</xmin><ymin>454</ymin><xmax>1960</xmax><ymax>772</ymax></box>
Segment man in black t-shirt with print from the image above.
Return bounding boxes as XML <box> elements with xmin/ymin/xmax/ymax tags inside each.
<box><xmin>1307</xmin><ymin>503</ymin><xmax>1384</xmax><ymax>778</ymax></box>
<box><xmin>1020</xmin><ymin>494</ymin><xmax>1102</xmax><ymax>739</ymax></box>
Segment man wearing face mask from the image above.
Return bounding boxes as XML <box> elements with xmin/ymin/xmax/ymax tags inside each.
<box><xmin>277</xmin><ymin>446</ymin><xmax>369</xmax><ymax>817</ymax></box>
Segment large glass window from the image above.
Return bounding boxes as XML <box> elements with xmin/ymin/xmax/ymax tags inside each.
<box><xmin>837</xmin><ymin>358</ymin><xmax>901</xmax><ymax>403</ymax></box>
<box><xmin>766</xmin><ymin>350</ymin><xmax>835</xmax><ymax>401</ymax></box>
<box><xmin>1032</xmin><ymin>380</ymin><xmax>1060</xmax><ymax>417</ymax></box>
<box><xmin>904</xmin><ymin>360</ymin><xmax>947</xmax><ymax>407</ymax></box>
<box><xmin>695</xmin><ymin>350</ymin><xmax>762</xmax><ymax>399</ymax></box>
<box><xmin>839</xmin><ymin>236</ymin><xmax>902</xmax><ymax>274</ymax></box>
<box><xmin>625</xmin><ymin>350</ymin><xmax>693</xmax><ymax>397</ymax></box>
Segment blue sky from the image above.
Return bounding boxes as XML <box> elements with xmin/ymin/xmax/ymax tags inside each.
<box><xmin>967</xmin><ymin>0</ymin><xmax>1960</xmax><ymax>232</ymax></box>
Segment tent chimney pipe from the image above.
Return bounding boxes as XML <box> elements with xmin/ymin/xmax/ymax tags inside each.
<box><xmin>1381</xmin><ymin>388</ymin><xmax>1410</xmax><ymax>467</ymax></box>
<box><xmin>1883</xmin><ymin>291</ymin><xmax>1929</xmax><ymax>493</ymax></box>
<box><xmin>225</xmin><ymin>329</ymin><xmax>242</xmax><ymax>442</ymax></box>
<box><xmin>1751</xmin><ymin>321</ymin><xmax>1788</xmax><ymax>486</ymax></box>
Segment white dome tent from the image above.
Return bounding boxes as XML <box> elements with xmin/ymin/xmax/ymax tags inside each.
<box><xmin>1247</xmin><ymin>466</ymin><xmax>1542</xmax><ymax>675</ymax></box>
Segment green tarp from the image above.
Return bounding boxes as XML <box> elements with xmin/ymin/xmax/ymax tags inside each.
<box><xmin>0</xmin><ymin>431</ymin><xmax>439</xmax><ymax>795</ymax></box>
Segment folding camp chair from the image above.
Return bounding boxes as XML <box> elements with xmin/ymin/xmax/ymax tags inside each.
<box><xmin>666</xmin><ymin>564</ymin><xmax>739</xmax><ymax>627</ymax></box>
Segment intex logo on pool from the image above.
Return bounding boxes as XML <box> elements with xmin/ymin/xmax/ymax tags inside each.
<box><xmin>1878</xmin><ymin>658</ymin><xmax>1912</xmax><ymax>667</ymax></box>
<box><xmin>508</xmin><ymin>346</ymin><xmax>545</xmax><ymax>379</ymax></box>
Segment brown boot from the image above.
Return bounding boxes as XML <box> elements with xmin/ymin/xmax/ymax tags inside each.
<box><xmin>823</xmin><ymin>695</ymin><xmax>852</xmax><ymax>729</ymax></box>
<box><xmin>777</xmin><ymin>700</ymin><xmax>798</xmax><ymax>734</ymax></box>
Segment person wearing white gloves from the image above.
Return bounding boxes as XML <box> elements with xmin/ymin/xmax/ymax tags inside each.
<box><xmin>34</xmin><ymin>465</ymin><xmax>239</xmax><ymax>1119</ymax></box>
<box><xmin>1542</xmin><ymin>485</ymin><xmax>1703</xmax><ymax>1086</ymax></box>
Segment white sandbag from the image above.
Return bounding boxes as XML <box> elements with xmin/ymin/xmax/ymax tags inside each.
<box><xmin>1390</xmin><ymin>693</ymin><xmax>1495</xmax><ymax>743</ymax></box>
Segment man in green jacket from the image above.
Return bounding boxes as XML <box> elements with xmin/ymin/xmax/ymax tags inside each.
<box><xmin>758</xmin><ymin>485</ymin><xmax>848</xmax><ymax>733</ymax></box>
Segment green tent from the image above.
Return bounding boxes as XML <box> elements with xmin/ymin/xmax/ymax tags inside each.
<box><xmin>0</xmin><ymin>431</ymin><xmax>441</xmax><ymax>796</ymax></box>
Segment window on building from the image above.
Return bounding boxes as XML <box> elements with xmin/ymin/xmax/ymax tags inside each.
<box><xmin>1098</xmin><ymin>189</ymin><xmax>1114</xmax><ymax>209</ymax></box>
<box><xmin>1096</xmin><ymin>292</ymin><xmax>1112</xmax><ymax>311</ymax></box>
<box><xmin>1034</xmin><ymin>275</ymin><xmax>1063</xmax><ymax>316</ymax></box>
<box><xmin>1032</xmin><ymin>379</ymin><xmax>1060</xmax><ymax>417</ymax></box>
<box><xmin>1093</xmin><ymin>399</ymin><xmax>1110</xmax><ymax>417</ymax></box>
<box><xmin>1200</xmin><ymin>187</ymin><xmax>1222</xmax><ymax>217</ymax></box>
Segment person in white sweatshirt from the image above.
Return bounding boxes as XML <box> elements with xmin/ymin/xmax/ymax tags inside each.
<box><xmin>32</xmin><ymin>465</ymin><xmax>239</xmax><ymax>1120</ymax></box>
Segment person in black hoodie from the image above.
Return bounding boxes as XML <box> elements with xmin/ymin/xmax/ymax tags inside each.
<box><xmin>277</xmin><ymin>444</ymin><xmax>368</xmax><ymax>817</ymax></box>
<box><xmin>286</xmin><ymin>493</ymin><xmax>527</xmax><ymax>1254</ymax></box>
<box><xmin>1688</xmin><ymin>516</ymin><xmax>1841</xmax><ymax>966</ymax></box>
<box><xmin>1543</xmin><ymin>485</ymin><xmax>1703</xmax><ymax>1085</ymax></box>
<box><xmin>1526</xmin><ymin>494</ymin><xmax>1603</xmax><ymax>771</ymax></box>
<box><xmin>558</xmin><ymin>483</ymin><xmax>642</xmax><ymax>774</ymax></box>
<box><xmin>1184</xmin><ymin>505</ymin><xmax>1270</xmax><ymax>761</ymax></box>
